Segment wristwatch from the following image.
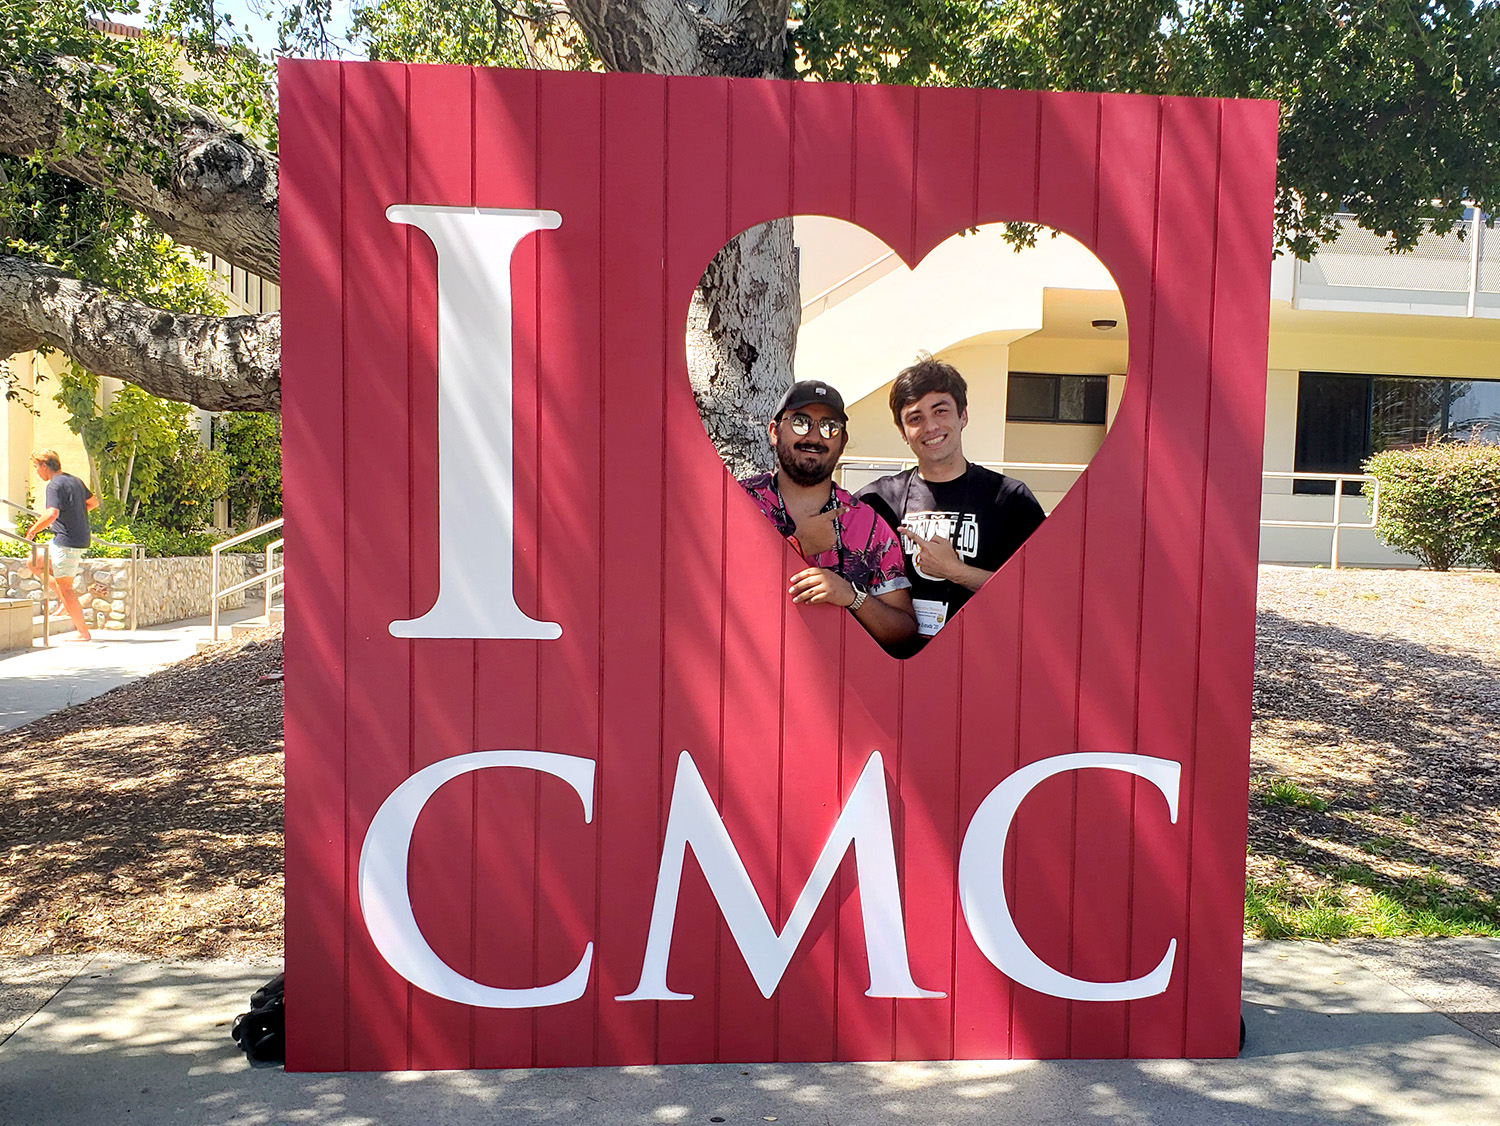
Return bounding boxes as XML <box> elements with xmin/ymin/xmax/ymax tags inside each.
<box><xmin>847</xmin><ymin>583</ymin><xmax>868</xmax><ymax>612</ymax></box>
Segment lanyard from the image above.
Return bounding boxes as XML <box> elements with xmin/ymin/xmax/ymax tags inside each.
<box><xmin>769</xmin><ymin>476</ymin><xmax>845</xmax><ymax>573</ymax></box>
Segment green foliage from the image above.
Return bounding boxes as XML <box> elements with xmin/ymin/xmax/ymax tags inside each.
<box><xmin>0</xmin><ymin>2</ymin><xmax>268</xmax><ymax>320</ymax></box>
<box><xmin>89</xmin><ymin>514</ymin><xmax>219</xmax><ymax>557</ymax></box>
<box><xmin>54</xmin><ymin>370</ymin><xmax>229</xmax><ymax>531</ymax></box>
<box><xmin>1261</xmin><ymin>776</ymin><xmax>1329</xmax><ymax>812</ymax></box>
<box><xmin>144</xmin><ymin>428</ymin><xmax>232</xmax><ymax>531</ymax></box>
<box><xmin>1365</xmin><ymin>441</ymin><xmax>1500</xmax><ymax>570</ymax></box>
<box><xmin>0</xmin><ymin>157</ymin><xmax>227</xmax><ymax>315</ymax></box>
<box><xmin>791</xmin><ymin>0</ymin><xmax>1500</xmax><ymax>259</ymax></box>
<box><xmin>214</xmin><ymin>412</ymin><xmax>282</xmax><ymax>527</ymax></box>
<box><xmin>352</xmin><ymin>0</ymin><xmax>527</xmax><ymax>65</ymax></box>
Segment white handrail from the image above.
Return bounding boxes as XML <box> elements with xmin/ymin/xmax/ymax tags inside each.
<box><xmin>211</xmin><ymin>517</ymin><xmax>286</xmax><ymax>642</ymax></box>
<box><xmin>837</xmin><ymin>460</ymin><xmax>1382</xmax><ymax>570</ymax></box>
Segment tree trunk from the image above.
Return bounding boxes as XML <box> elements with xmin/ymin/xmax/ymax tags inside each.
<box><xmin>566</xmin><ymin>0</ymin><xmax>798</xmax><ymax>473</ymax></box>
<box><xmin>687</xmin><ymin>218</ymin><xmax>799</xmax><ymax>476</ymax></box>
<box><xmin>0</xmin><ymin>255</ymin><xmax>279</xmax><ymax>412</ymax></box>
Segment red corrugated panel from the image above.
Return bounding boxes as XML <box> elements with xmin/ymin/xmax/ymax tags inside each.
<box><xmin>279</xmin><ymin>64</ymin><xmax>1273</xmax><ymax>1070</ymax></box>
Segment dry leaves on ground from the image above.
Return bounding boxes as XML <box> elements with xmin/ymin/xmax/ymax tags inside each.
<box><xmin>1250</xmin><ymin>568</ymin><xmax>1500</xmax><ymax>925</ymax></box>
<box><xmin>0</xmin><ymin>567</ymin><xmax>1496</xmax><ymax>960</ymax></box>
<box><xmin>0</xmin><ymin>628</ymin><xmax>284</xmax><ymax>960</ymax></box>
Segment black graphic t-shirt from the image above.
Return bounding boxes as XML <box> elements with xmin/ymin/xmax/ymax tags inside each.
<box><xmin>857</xmin><ymin>463</ymin><xmax>1044</xmax><ymax>635</ymax></box>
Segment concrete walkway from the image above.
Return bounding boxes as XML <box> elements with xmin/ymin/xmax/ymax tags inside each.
<box><xmin>0</xmin><ymin>604</ymin><xmax>265</xmax><ymax>732</ymax></box>
<box><xmin>2</xmin><ymin>939</ymin><xmax>1498</xmax><ymax>1124</ymax></box>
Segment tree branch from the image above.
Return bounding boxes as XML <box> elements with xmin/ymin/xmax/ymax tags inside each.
<box><xmin>0</xmin><ymin>255</ymin><xmax>278</xmax><ymax>411</ymax></box>
<box><xmin>0</xmin><ymin>56</ymin><xmax>279</xmax><ymax>281</ymax></box>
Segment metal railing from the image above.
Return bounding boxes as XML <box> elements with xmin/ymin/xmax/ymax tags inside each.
<box><xmin>836</xmin><ymin>459</ymin><xmax>1381</xmax><ymax>570</ymax></box>
<box><xmin>0</xmin><ymin>525</ymin><xmax>50</xmax><ymax>647</ymax></box>
<box><xmin>210</xmin><ymin>517</ymin><xmax>285</xmax><ymax>642</ymax></box>
<box><xmin>1259</xmin><ymin>471</ymin><xmax>1379</xmax><ymax>570</ymax></box>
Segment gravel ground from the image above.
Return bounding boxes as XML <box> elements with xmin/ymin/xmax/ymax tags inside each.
<box><xmin>0</xmin><ymin>566</ymin><xmax>1495</xmax><ymax>960</ymax></box>
<box><xmin>1251</xmin><ymin>566</ymin><xmax>1500</xmax><ymax>917</ymax></box>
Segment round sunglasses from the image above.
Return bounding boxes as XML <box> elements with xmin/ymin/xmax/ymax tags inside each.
<box><xmin>781</xmin><ymin>413</ymin><xmax>845</xmax><ymax>439</ymax></box>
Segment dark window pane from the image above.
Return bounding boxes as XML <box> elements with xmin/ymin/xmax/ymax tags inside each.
<box><xmin>1372</xmin><ymin>377</ymin><xmax>1445</xmax><ymax>451</ymax></box>
<box><xmin>1007</xmin><ymin>374</ymin><xmax>1057</xmax><ymax>420</ymax></box>
<box><xmin>1295</xmin><ymin>373</ymin><xmax>1371</xmax><ymax>494</ymax></box>
<box><xmin>1058</xmin><ymin>375</ymin><xmax>1108</xmax><ymax>423</ymax></box>
<box><xmin>1446</xmin><ymin>380</ymin><xmax>1500</xmax><ymax>442</ymax></box>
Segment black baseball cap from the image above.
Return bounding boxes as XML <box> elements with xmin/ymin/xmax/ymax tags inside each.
<box><xmin>773</xmin><ymin>380</ymin><xmax>847</xmax><ymax>423</ymax></box>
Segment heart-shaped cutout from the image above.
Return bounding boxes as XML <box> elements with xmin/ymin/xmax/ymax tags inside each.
<box><xmin>688</xmin><ymin>216</ymin><xmax>1129</xmax><ymax>663</ymax></box>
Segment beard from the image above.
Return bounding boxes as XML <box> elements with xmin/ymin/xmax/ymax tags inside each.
<box><xmin>776</xmin><ymin>439</ymin><xmax>837</xmax><ymax>486</ymax></box>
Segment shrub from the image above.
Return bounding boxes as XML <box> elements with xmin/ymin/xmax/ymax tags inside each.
<box><xmin>214</xmin><ymin>412</ymin><xmax>282</xmax><ymax>528</ymax></box>
<box><xmin>88</xmin><ymin>516</ymin><xmax>219</xmax><ymax>558</ymax></box>
<box><xmin>1365</xmin><ymin>442</ymin><xmax>1500</xmax><ymax>571</ymax></box>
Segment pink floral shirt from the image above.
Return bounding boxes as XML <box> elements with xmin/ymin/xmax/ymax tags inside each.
<box><xmin>739</xmin><ymin>473</ymin><xmax>911</xmax><ymax>597</ymax></box>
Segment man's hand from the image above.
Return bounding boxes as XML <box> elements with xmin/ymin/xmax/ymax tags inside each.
<box><xmin>902</xmin><ymin>527</ymin><xmax>994</xmax><ymax>593</ymax></box>
<box><xmin>788</xmin><ymin>566</ymin><xmax>856</xmax><ymax>607</ymax></box>
<box><xmin>790</xmin><ymin>504</ymin><xmax>847</xmax><ymax>558</ymax></box>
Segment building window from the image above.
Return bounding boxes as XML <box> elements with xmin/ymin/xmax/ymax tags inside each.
<box><xmin>1006</xmin><ymin>373</ymin><xmax>1109</xmax><ymax>424</ymax></box>
<box><xmin>1294</xmin><ymin>372</ymin><xmax>1500</xmax><ymax>493</ymax></box>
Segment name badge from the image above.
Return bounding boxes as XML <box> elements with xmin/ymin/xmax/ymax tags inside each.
<box><xmin>913</xmin><ymin>598</ymin><xmax>948</xmax><ymax>637</ymax></box>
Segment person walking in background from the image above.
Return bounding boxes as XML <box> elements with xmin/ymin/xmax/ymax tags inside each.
<box><xmin>26</xmin><ymin>449</ymin><xmax>98</xmax><ymax>641</ymax></box>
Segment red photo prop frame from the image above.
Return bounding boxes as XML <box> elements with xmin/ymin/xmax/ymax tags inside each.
<box><xmin>280</xmin><ymin>61</ymin><xmax>1276</xmax><ymax>1071</ymax></box>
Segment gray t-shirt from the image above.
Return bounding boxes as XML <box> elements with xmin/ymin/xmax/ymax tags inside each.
<box><xmin>45</xmin><ymin>473</ymin><xmax>92</xmax><ymax>548</ymax></box>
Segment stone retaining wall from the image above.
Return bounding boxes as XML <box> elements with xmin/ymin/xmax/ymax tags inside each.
<box><xmin>0</xmin><ymin>553</ymin><xmax>246</xmax><ymax>631</ymax></box>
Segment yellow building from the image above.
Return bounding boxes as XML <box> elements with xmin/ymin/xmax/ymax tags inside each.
<box><xmin>791</xmin><ymin>214</ymin><xmax>1500</xmax><ymax>567</ymax></box>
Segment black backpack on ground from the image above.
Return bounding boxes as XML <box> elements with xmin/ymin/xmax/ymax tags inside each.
<box><xmin>231</xmin><ymin>972</ymin><xmax>285</xmax><ymax>1063</ymax></box>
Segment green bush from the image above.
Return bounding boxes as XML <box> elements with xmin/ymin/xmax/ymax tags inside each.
<box><xmin>213</xmin><ymin>412</ymin><xmax>282</xmax><ymax>528</ymax></box>
<box><xmin>88</xmin><ymin>516</ymin><xmax>219</xmax><ymax>559</ymax></box>
<box><xmin>1365</xmin><ymin>442</ymin><xmax>1500</xmax><ymax>571</ymax></box>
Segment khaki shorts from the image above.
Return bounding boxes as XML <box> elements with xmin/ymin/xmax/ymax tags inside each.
<box><xmin>47</xmin><ymin>543</ymin><xmax>87</xmax><ymax>580</ymax></box>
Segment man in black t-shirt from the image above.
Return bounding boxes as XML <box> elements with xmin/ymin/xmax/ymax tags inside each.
<box><xmin>27</xmin><ymin>449</ymin><xmax>98</xmax><ymax>641</ymax></box>
<box><xmin>857</xmin><ymin>357</ymin><xmax>1045</xmax><ymax>641</ymax></box>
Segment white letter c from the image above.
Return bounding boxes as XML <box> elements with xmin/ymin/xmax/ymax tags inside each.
<box><xmin>958</xmin><ymin>752</ymin><xmax>1181</xmax><ymax>1002</ymax></box>
<box><xmin>357</xmin><ymin>750</ymin><xmax>594</xmax><ymax>1008</ymax></box>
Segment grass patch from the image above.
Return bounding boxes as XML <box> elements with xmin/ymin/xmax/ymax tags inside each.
<box><xmin>1260</xmin><ymin>775</ymin><xmax>1330</xmax><ymax>812</ymax></box>
<box><xmin>1246</xmin><ymin>871</ymin><xmax>1500</xmax><ymax>939</ymax></box>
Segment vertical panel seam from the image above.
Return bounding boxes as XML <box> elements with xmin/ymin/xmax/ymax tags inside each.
<box><xmin>529</xmin><ymin>65</ymin><xmax>544</xmax><ymax>1070</ymax></box>
<box><xmin>1179</xmin><ymin>100</ymin><xmax>1226</xmax><ymax>1055</ymax></box>
<box><xmin>403</xmin><ymin>61</ymin><xmax>415</xmax><ymax>1073</ymax></box>
<box><xmin>1124</xmin><ymin>96</ymin><xmax>1167</xmax><ymax>1052</ymax></box>
<box><xmin>654</xmin><ymin>71</ymin><xmax>671</xmax><ymax>1067</ymax></box>
<box><xmin>1006</xmin><ymin>553</ymin><xmax>1027</xmax><ymax>1058</ymax></box>
<box><xmin>338</xmin><ymin>59</ymin><xmax>353</xmax><ymax>1073</ymax></box>
<box><xmin>593</xmin><ymin>73</ymin><xmax>608</xmax><ymax>1069</ymax></box>
<box><xmin>466</xmin><ymin>64</ymin><xmax>480</xmax><ymax>1070</ymax></box>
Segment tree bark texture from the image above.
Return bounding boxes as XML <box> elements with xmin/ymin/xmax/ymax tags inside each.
<box><xmin>0</xmin><ymin>57</ymin><xmax>280</xmax><ymax>282</ymax></box>
<box><xmin>0</xmin><ymin>255</ymin><xmax>279</xmax><ymax>411</ymax></box>
<box><xmin>687</xmin><ymin>217</ymin><xmax>799</xmax><ymax>476</ymax></box>
<box><xmin>567</xmin><ymin>0</ymin><xmax>799</xmax><ymax>473</ymax></box>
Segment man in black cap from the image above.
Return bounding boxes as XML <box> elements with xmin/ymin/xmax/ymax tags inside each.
<box><xmin>739</xmin><ymin>380</ymin><xmax>917</xmax><ymax>648</ymax></box>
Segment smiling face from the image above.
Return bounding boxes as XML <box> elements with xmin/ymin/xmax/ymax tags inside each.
<box><xmin>771</xmin><ymin>402</ymin><xmax>848</xmax><ymax>487</ymax></box>
<box><xmin>898</xmin><ymin>391</ymin><xmax>967</xmax><ymax>477</ymax></box>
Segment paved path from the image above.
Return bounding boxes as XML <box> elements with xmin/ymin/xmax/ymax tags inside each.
<box><xmin>1</xmin><ymin>939</ymin><xmax>1498</xmax><ymax>1124</ymax></box>
<box><xmin>0</xmin><ymin>605</ymin><xmax>264</xmax><ymax>732</ymax></box>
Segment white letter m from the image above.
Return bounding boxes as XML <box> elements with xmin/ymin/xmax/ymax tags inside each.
<box><xmin>618</xmin><ymin>750</ymin><xmax>942</xmax><ymax>1002</ymax></box>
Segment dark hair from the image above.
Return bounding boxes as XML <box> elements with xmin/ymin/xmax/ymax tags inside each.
<box><xmin>889</xmin><ymin>354</ymin><xmax>967</xmax><ymax>424</ymax></box>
